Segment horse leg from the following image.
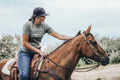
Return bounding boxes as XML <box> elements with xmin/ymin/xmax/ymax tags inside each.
<box><xmin>0</xmin><ymin>59</ymin><xmax>9</xmax><ymax>80</ymax></box>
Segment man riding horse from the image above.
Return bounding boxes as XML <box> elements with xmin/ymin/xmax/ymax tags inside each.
<box><xmin>0</xmin><ymin>7</ymin><xmax>109</xmax><ymax>80</ymax></box>
<box><xmin>18</xmin><ymin>7</ymin><xmax>72</xmax><ymax>80</ymax></box>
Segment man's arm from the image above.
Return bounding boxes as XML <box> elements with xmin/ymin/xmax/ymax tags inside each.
<box><xmin>49</xmin><ymin>31</ymin><xmax>72</xmax><ymax>40</ymax></box>
<box><xmin>22</xmin><ymin>34</ymin><xmax>47</xmax><ymax>56</ymax></box>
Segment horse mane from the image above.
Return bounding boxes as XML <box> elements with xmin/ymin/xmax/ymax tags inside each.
<box><xmin>49</xmin><ymin>31</ymin><xmax>81</xmax><ymax>54</ymax></box>
<box><xmin>75</xmin><ymin>31</ymin><xmax>81</xmax><ymax>37</ymax></box>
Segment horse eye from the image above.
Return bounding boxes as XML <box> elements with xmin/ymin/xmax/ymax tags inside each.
<box><xmin>92</xmin><ymin>41</ymin><xmax>97</xmax><ymax>45</ymax></box>
<box><xmin>90</xmin><ymin>41</ymin><xmax>97</xmax><ymax>45</ymax></box>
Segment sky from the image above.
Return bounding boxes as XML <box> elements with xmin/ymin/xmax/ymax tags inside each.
<box><xmin>0</xmin><ymin>0</ymin><xmax>120</xmax><ymax>47</ymax></box>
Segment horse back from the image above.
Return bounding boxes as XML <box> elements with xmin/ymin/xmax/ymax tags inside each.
<box><xmin>0</xmin><ymin>59</ymin><xmax>9</xmax><ymax>79</ymax></box>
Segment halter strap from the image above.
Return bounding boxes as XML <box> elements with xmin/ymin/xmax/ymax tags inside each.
<box><xmin>82</xmin><ymin>33</ymin><xmax>99</xmax><ymax>56</ymax></box>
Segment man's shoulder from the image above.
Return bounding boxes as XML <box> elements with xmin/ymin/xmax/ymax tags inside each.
<box><xmin>41</xmin><ymin>23</ymin><xmax>48</xmax><ymax>26</ymax></box>
<box><xmin>25</xmin><ymin>21</ymin><xmax>32</xmax><ymax>25</ymax></box>
<box><xmin>24</xmin><ymin>21</ymin><xmax>33</xmax><ymax>28</ymax></box>
<box><xmin>23</xmin><ymin>21</ymin><xmax>32</xmax><ymax>30</ymax></box>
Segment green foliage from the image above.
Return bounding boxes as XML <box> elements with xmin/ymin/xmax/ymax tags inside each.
<box><xmin>110</xmin><ymin>52</ymin><xmax>120</xmax><ymax>64</ymax></box>
<box><xmin>76</xmin><ymin>59</ymin><xmax>86</xmax><ymax>67</ymax></box>
<box><xmin>98</xmin><ymin>37</ymin><xmax>120</xmax><ymax>64</ymax></box>
<box><xmin>110</xmin><ymin>56</ymin><xmax>120</xmax><ymax>64</ymax></box>
<box><xmin>0</xmin><ymin>34</ymin><xmax>21</xmax><ymax>60</ymax></box>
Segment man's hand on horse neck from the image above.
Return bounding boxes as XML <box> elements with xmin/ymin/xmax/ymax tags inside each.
<box><xmin>49</xmin><ymin>31</ymin><xmax>73</xmax><ymax>40</ymax></box>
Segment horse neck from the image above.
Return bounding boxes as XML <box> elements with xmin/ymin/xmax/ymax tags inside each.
<box><xmin>49</xmin><ymin>35</ymin><xmax>83</xmax><ymax>69</ymax></box>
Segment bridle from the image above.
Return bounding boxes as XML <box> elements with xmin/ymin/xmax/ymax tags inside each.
<box><xmin>82</xmin><ymin>33</ymin><xmax>104</xmax><ymax>64</ymax></box>
<box><xmin>82</xmin><ymin>33</ymin><xmax>100</xmax><ymax>57</ymax></box>
<box><xmin>44</xmin><ymin>32</ymin><xmax>101</xmax><ymax>72</ymax></box>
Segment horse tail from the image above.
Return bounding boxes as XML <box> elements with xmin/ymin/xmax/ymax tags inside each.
<box><xmin>0</xmin><ymin>59</ymin><xmax>9</xmax><ymax>79</ymax></box>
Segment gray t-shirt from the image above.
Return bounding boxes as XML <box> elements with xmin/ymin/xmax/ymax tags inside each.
<box><xmin>22</xmin><ymin>21</ymin><xmax>54</xmax><ymax>53</ymax></box>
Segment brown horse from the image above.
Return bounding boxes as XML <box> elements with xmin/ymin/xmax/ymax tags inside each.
<box><xmin>0</xmin><ymin>26</ymin><xmax>109</xmax><ymax>80</ymax></box>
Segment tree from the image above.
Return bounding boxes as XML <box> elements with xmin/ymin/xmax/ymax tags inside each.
<box><xmin>0</xmin><ymin>34</ymin><xmax>21</xmax><ymax>60</ymax></box>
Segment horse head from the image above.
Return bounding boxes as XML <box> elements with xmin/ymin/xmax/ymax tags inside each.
<box><xmin>79</xmin><ymin>26</ymin><xmax>109</xmax><ymax>66</ymax></box>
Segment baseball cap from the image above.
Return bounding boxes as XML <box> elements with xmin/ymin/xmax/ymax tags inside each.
<box><xmin>33</xmin><ymin>7</ymin><xmax>49</xmax><ymax>16</ymax></box>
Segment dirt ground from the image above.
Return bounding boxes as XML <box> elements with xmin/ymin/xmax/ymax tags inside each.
<box><xmin>71</xmin><ymin>64</ymin><xmax>120</xmax><ymax>80</ymax></box>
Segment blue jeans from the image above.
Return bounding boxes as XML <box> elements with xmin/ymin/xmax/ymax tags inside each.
<box><xmin>18</xmin><ymin>49</ymin><xmax>34</xmax><ymax>80</ymax></box>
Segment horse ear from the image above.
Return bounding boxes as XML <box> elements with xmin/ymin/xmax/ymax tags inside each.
<box><xmin>75</xmin><ymin>31</ymin><xmax>81</xmax><ymax>37</ymax></box>
<box><xmin>86</xmin><ymin>25</ymin><xmax>92</xmax><ymax>34</ymax></box>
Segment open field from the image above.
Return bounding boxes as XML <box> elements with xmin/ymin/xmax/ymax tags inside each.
<box><xmin>71</xmin><ymin>64</ymin><xmax>120</xmax><ymax>80</ymax></box>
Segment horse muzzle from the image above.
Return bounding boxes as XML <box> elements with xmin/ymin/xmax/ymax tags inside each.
<box><xmin>100</xmin><ymin>56</ymin><xmax>110</xmax><ymax>66</ymax></box>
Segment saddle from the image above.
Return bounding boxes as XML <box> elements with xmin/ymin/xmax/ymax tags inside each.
<box><xmin>8</xmin><ymin>53</ymin><xmax>42</xmax><ymax>80</ymax></box>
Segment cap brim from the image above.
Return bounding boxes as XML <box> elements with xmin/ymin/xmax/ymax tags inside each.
<box><xmin>40</xmin><ymin>14</ymin><xmax>49</xmax><ymax>16</ymax></box>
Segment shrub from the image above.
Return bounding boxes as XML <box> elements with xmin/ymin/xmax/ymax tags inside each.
<box><xmin>0</xmin><ymin>34</ymin><xmax>21</xmax><ymax>60</ymax></box>
<box><xmin>110</xmin><ymin>56</ymin><xmax>120</xmax><ymax>64</ymax></box>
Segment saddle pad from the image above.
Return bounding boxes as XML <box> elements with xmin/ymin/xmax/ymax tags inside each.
<box><xmin>2</xmin><ymin>59</ymin><xmax>15</xmax><ymax>75</ymax></box>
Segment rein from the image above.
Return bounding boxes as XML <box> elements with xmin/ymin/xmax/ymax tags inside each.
<box><xmin>45</xmin><ymin>56</ymin><xmax>100</xmax><ymax>72</ymax></box>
